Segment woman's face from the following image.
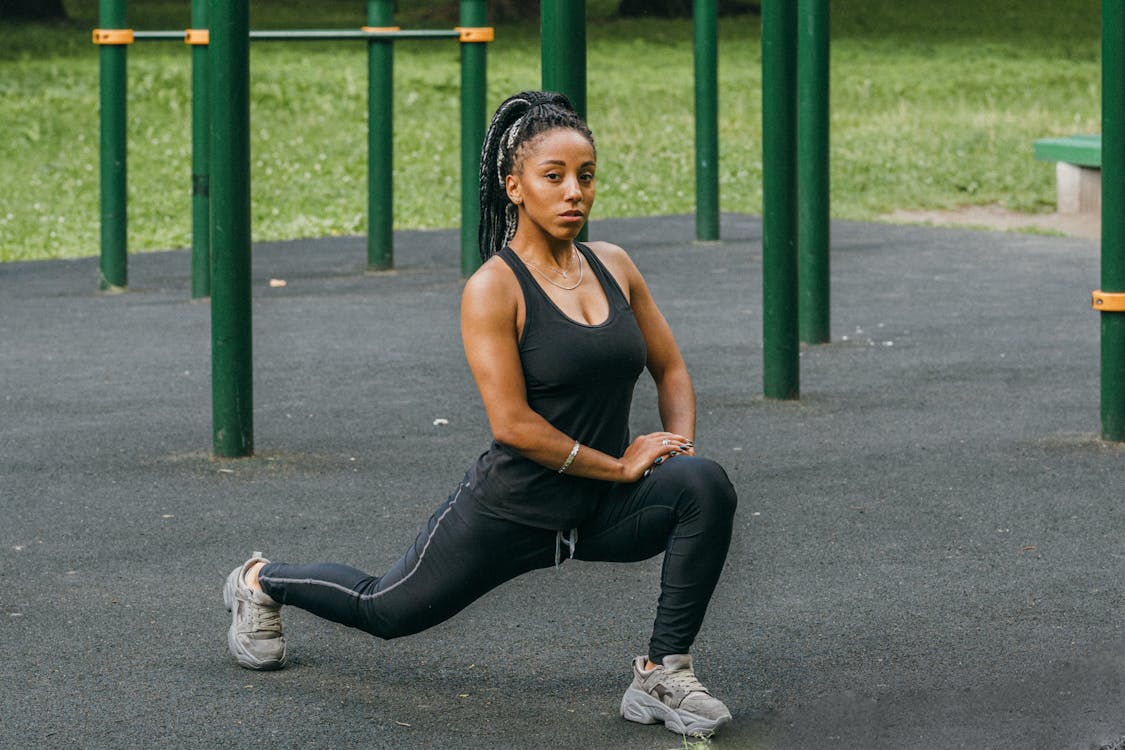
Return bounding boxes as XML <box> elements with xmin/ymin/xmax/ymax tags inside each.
<box><xmin>506</xmin><ymin>127</ymin><xmax>596</xmax><ymax>244</ymax></box>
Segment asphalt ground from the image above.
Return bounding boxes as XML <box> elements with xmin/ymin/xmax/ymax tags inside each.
<box><xmin>2</xmin><ymin>214</ymin><xmax>1124</xmax><ymax>750</ymax></box>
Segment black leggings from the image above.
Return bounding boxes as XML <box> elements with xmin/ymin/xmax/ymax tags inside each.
<box><xmin>258</xmin><ymin>455</ymin><xmax>737</xmax><ymax>662</ymax></box>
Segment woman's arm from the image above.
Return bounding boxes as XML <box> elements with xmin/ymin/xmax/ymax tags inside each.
<box><xmin>588</xmin><ymin>242</ymin><xmax>697</xmax><ymax>444</ymax></box>
<box><xmin>460</xmin><ymin>260</ymin><xmax>688</xmax><ymax>483</ymax></box>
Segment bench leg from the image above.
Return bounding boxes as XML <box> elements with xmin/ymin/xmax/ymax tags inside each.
<box><xmin>1057</xmin><ymin>162</ymin><xmax>1101</xmax><ymax>214</ymax></box>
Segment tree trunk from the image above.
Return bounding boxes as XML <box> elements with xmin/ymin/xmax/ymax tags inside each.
<box><xmin>0</xmin><ymin>0</ymin><xmax>69</xmax><ymax>21</ymax></box>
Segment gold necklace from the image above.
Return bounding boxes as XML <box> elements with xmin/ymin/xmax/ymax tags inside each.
<box><xmin>522</xmin><ymin>247</ymin><xmax>584</xmax><ymax>291</ymax></box>
<box><xmin>555</xmin><ymin>246</ymin><xmax>578</xmax><ymax>278</ymax></box>
<box><xmin>526</xmin><ymin>245</ymin><xmax>578</xmax><ymax>277</ymax></box>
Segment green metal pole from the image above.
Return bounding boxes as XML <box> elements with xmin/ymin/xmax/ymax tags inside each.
<box><xmin>694</xmin><ymin>0</ymin><xmax>720</xmax><ymax>241</ymax></box>
<box><xmin>540</xmin><ymin>0</ymin><xmax>587</xmax><ymax>119</ymax></box>
<box><xmin>761</xmin><ymin>0</ymin><xmax>799</xmax><ymax>399</ymax></box>
<box><xmin>460</xmin><ymin>0</ymin><xmax>487</xmax><ymax>277</ymax></box>
<box><xmin>210</xmin><ymin>0</ymin><xmax>253</xmax><ymax>457</ymax></box>
<box><xmin>541</xmin><ymin>0</ymin><xmax>587</xmax><ymax>242</ymax></box>
<box><xmin>98</xmin><ymin>0</ymin><xmax>128</xmax><ymax>292</ymax></box>
<box><xmin>367</xmin><ymin>0</ymin><xmax>395</xmax><ymax>271</ymax></box>
<box><xmin>1102</xmin><ymin>0</ymin><xmax>1125</xmax><ymax>441</ymax></box>
<box><xmin>798</xmin><ymin>0</ymin><xmax>830</xmax><ymax>344</ymax></box>
<box><xmin>190</xmin><ymin>0</ymin><xmax>210</xmax><ymax>299</ymax></box>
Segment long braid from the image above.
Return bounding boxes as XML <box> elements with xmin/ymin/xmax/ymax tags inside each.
<box><xmin>477</xmin><ymin>91</ymin><xmax>596</xmax><ymax>262</ymax></box>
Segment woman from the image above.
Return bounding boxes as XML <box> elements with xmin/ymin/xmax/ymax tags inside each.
<box><xmin>223</xmin><ymin>91</ymin><xmax>738</xmax><ymax>737</ymax></box>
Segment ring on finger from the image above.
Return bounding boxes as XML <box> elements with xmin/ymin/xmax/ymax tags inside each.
<box><xmin>661</xmin><ymin>439</ymin><xmax>671</xmax><ymax>446</ymax></box>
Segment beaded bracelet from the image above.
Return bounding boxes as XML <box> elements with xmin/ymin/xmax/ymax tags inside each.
<box><xmin>558</xmin><ymin>440</ymin><xmax>580</xmax><ymax>474</ymax></box>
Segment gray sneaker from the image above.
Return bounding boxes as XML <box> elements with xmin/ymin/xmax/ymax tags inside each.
<box><xmin>620</xmin><ymin>654</ymin><xmax>732</xmax><ymax>736</ymax></box>
<box><xmin>223</xmin><ymin>553</ymin><xmax>287</xmax><ymax>670</ymax></box>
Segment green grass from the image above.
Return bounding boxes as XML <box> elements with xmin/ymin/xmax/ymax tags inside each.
<box><xmin>0</xmin><ymin>0</ymin><xmax>1102</xmax><ymax>262</ymax></box>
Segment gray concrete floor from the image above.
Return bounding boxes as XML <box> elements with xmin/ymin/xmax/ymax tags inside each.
<box><xmin>2</xmin><ymin>215</ymin><xmax>1123</xmax><ymax>749</ymax></box>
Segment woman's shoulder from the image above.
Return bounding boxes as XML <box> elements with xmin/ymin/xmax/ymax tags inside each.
<box><xmin>462</xmin><ymin>254</ymin><xmax>520</xmax><ymax>316</ymax></box>
<box><xmin>583</xmin><ymin>239</ymin><xmax>629</xmax><ymax>261</ymax></box>
<box><xmin>466</xmin><ymin>253</ymin><xmax>516</xmax><ymax>289</ymax></box>
<box><xmin>583</xmin><ymin>240</ymin><xmax>641</xmax><ymax>289</ymax></box>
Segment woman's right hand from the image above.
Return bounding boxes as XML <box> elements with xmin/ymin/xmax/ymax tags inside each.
<box><xmin>618</xmin><ymin>431</ymin><xmax>695</xmax><ymax>482</ymax></box>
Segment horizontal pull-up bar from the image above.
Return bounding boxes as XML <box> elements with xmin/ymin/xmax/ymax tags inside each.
<box><xmin>94</xmin><ymin>27</ymin><xmax>489</xmax><ymax>44</ymax></box>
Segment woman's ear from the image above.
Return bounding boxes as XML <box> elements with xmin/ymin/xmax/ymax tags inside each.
<box><xmin>505</xmin><ymin>173</ymin><xmax>522</xmax><ymax>205</ymax></box>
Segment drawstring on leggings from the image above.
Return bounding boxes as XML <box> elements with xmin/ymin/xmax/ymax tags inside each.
<box><xmin>554</xmin><ymin>528</ymin><xmax>577</xmax><ymax>568</ymax></box>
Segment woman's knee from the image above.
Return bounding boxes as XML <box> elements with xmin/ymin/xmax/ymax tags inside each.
<box><xmin>697</xmin><ymin>457</ymin><xmax>738</xmax><ymax>519</ymax></box>
<box><xmin>658</xmin><ymin>455</ymin><xmax>738</xmax><ymax>519</ymax></box>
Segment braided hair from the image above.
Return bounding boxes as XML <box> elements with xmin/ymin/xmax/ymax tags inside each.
<box><xmin>478</xmin><ymin>90</ymin><xmax>596</xmax><ymax>262</ymax></box>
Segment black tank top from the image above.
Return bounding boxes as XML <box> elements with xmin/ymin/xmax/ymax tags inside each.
<box><xmin>464</xmin><ymin>242</ymin><xmax>648</xmax><ymax>530</ymax></box>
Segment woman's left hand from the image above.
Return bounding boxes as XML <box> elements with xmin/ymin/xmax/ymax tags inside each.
<box><xmin>618</xmin><ymin>431</ymin><xmax>694</xmax><ymax>482</ymax></box>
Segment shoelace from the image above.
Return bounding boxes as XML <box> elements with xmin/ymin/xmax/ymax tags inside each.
<box><xmin>656</xmin><ymin>665</ymin><xmax>709</xmax><ymax>696</ymax></box>
<box><xmin>249</xmin><ymin>601</ymin><xmax>283</xmax><ymax>636</ymax></box>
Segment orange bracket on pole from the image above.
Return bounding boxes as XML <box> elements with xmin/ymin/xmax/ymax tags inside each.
<box><xmin>93</xmin><ymin>29</ymin><xmax>135</xmax><ymax>45</ymax></box>
<box><xmin>185</xmin><ymin>29</ymin><xmax>209</xmax><ymax>45</ymax></box>
<box><xmin>361</xmin><ymin>26</ymin><xmax>401</xmax><ymax>33</ymax></box>
<box><xmin>1093</xmin><ymin>290</ymin><xmax>1125</xmax><ymax>311</ymax></box>
<box><xmin>455</xmin><ymin>26</ymin><xmax>494</xmax><ymax>42</ymax></box>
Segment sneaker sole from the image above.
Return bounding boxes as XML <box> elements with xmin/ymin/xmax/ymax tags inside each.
<box><xmin>621</xmin><ymin>687</ymin><xmax>731</xmax><ymax>737</ymax></box>
<box><xmin>224</xmin><ymin>568</ymin><xmax>287</xmax><ymax>671</ymax></box>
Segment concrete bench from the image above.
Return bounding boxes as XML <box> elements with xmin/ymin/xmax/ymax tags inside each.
<box><xmin>1033</xmin><ymin>134</ymin><xmax>1101</xmax><ymax>214</ymax></box>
